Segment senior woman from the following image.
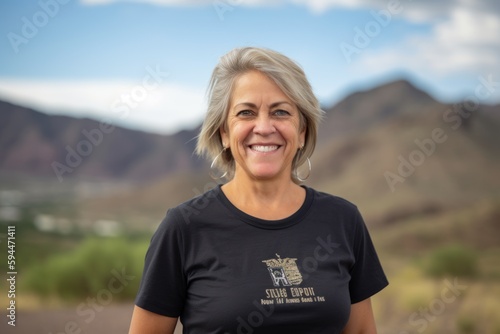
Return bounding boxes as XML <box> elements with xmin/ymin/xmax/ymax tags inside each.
<box><xmin>129</xmin><ymin>47</ymin><xmax>388</xmax><ymax>333</ymax></box>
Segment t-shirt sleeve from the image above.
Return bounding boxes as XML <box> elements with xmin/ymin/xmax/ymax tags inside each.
<box><xmin>134</xmin><ymin>209</ymin><xmax>187</xmax><ymax>317</ymax></box>
<box><xmin>348</xmin><ymin>208</ymin><xmax>388</xmax><ymax>304</ymax></box>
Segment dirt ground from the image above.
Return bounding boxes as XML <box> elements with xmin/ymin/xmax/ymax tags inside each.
<box><xmin>1</xmin><ymin>303</ymin><xmax>183</xmax><ymax>334</ymax></box>
<box><xmin>2</xmin><ymin>303</ymin><xmax>399</xmax><ymax>333</ymax></box>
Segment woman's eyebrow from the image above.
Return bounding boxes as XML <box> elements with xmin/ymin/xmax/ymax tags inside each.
<box><xmin>269</xmin><ymin>101</ymin><xmax>293</xmax><ymax>108</ymax></box>
<box><xmin>233</xmin><ymin>101</ymin><xmax>292</xmax><ymax>109</ymax></box>
<box><xmin>233</xmin><ymin>102</ymin><xmax>257</xmax><ymax>109</ymax></box>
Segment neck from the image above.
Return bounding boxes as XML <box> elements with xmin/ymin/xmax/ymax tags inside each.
<box><xmin>221</xmin><ymin>172</ymin><xmax>305</xmax><ymax>220</ymax></box>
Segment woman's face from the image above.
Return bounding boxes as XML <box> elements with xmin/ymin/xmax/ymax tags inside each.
<box><xmin>221</xmin><ymin>70</ymin><xmax>305</xmax><ymax>182</ymax></box>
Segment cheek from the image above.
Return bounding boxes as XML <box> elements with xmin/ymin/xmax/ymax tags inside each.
<box><xmin>230</xmin><ymin>123</ymin><xmax>252</xmax><ymax>144</ymax></box>
<box><xmin>278</xmin><ymin>123</ymin><xmax>302</xmax><ymax>142</ymax></box>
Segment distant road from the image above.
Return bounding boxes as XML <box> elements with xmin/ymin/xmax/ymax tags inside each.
<box><xmin>5</xmin><ymin>303</ymin><xmax>183</xmax><ymax>334</ymax></box>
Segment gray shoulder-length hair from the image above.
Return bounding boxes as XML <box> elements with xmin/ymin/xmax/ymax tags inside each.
<box><xmin>196</xmin><ymin>47</ymin><xmax>324</xmax><ymax>183</ymax></box>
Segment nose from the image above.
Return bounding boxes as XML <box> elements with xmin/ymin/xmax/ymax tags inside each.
<box><xmin>253</xmin><ymin>112</ymin><xmax>275</xmax><ymax>135</ymax></box>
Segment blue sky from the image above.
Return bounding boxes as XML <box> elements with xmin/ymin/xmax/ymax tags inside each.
<box><xmin>0</xmin><ymin>0</ymin><xmax>499</xmax><ymax>134</ymax></box>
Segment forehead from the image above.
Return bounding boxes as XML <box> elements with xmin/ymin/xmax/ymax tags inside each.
<box><xmin>230</xmin><ymin>70</ymin><xmax>292</xmax><ymax>105</ymax></box>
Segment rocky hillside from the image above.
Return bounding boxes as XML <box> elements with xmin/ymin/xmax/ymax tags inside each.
<box><xmin>0</xmin><ymin>101</ymin><xmax>203</xmax><ymax>182</ymax></box>
<box><xmin>310</xmin><ymin>79</ymin><xmax>500</xmax><ymax>222</ymax></box>
<box><xmin>1</xmin><ymin>79</ymin><xmax>499</xmax><ymax>227</ymax></box>
<box><xmin>80</xmin><ymin>80</ymin><xmax>500</xmax><ymax>226</ymax></box>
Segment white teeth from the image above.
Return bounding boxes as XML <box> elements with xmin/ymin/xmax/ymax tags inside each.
<box><xmin>251</xmin><ymin>145</ymin><xmax>279</xmax><ymax>152</ymax></box>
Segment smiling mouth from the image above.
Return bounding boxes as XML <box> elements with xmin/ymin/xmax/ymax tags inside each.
<box><xmin>250</xmin><ymin>145</ymin><xmax>280</xmax><ymax>153</ymax></box>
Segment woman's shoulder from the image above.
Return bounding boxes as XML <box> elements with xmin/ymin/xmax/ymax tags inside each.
<box><xmin>306</xmin><ymin>187</ymin><xmax>369</xmax><ymax>239</ymax></box>
<box><xmin>306</xmin><ymin>186</ymin><xmax>359</xmax><ymax>212</ymax></box>
<box><xmin>160</xmin><ymin>185</ymin><xmax>222</xmax><ymax>229</ymax></box>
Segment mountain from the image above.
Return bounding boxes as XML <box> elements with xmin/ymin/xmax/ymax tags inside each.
<box><xmin>311</xmin><ymin>79</ymin><xmax>500</xmax><ymax>223</ymax></box>
<box><xmin>317</xmin><ymin>79</ymin><xmax>439</xmax><ymax>142</ymax></box>
<box><xmin>77</xmin><ymin>79</ymin><xmax>500</xmax><ymax>227</ymax></box>
<box><xmin>0</xmin><ymin>101</ymin><xmax>203</xmax><ymax>183</ymax></box>
<box><xmin>1</xmin><ymin>79</ymin><xmax>499</xmax><ymax>228</ymax></box>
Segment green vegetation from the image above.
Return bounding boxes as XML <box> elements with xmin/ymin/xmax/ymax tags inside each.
<box><xmin>423</xmin><ymin>244</ymin><xmax>479</xmax><ymax>278</ymax></box>
<box><xmin>2</xmin><ymin>195</ymin><xmax>498</xmax><ymax>333</ymax></box>
<box><xmin>370</xmin><ymin>198</ymin><xmax>500</xmax><ymax>333</ymax></box>
<box><xmin>21</xmin><ymin>237</ymin><xmax>148</xmax><ymax>301</ymax></box>
<box><xmin>457</xmin><ymin>316</ymin><xmax>476</xmax><ymax>334</ymax></box>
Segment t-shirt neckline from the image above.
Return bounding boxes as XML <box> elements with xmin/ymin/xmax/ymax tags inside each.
<box><xmin>215</xmin><ymin>184</ymin><xmax>314</xmax><ymax>230</ymax></box>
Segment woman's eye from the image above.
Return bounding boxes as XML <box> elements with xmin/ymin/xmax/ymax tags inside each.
<box><xmin>236</xmin><ymin>110</ymin><xmax>253</xmax><ymax>117</ymax></box>
<box><xmin>273</xmin><ymin>109</ymin><xmax>290</xmax><ymax>116</ymax></box>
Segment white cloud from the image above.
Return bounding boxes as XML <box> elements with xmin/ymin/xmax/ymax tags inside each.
<box><xmin>435</xmin><ymin>7</ymin><xmax>500</xmax><ymax>46</ymax></box>
<box><xmin>6</xmin><ymin>1</ymin><xmax>498</xmax><ymax>132</ymax></box>
<box><xmin>348</xmin><ymin>4</ymin><xmax>500</xmax><ymax>102</ymax></box>
<box><xmin>0</xmin><ymin>79</ymin><xmax>206</xmax><ymax>134</ymax></box>
<box><xmin>356</xmin><ymin>7</ymin><xmax>500</xmax><ymax>72</ymax></box>
<box><xmin>79</xmin><ymin>0</ymin><xmax>500</xmax><ymax>22</ymax></box>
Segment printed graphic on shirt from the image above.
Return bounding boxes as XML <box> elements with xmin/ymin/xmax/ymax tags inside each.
<box><xmin>261</xmin><ymin>254</ymin><xmax>326</xmax><ymax>306</ymax></box>
<box><xmin>262</xmin><ymin>254</ymin><xmax>302</xmax><ymax>286</ymax></box>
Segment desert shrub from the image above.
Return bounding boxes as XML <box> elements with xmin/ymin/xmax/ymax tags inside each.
<box><xmin>457</xmin><ymin>316</ymin><xmax>476</xmax><ymax>334</ymax></box>
<box><xmin>21</xmin><ymin>237</ymin><xmax>148</xmax><ymax>301</ymax></box>
<box><xmin>424</xmin><ymin>244</ymin><xmax>478</xmax><ymax>278</ymax></box>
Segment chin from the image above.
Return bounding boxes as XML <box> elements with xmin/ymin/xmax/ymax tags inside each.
<box><xmin>248</xmin><ymin>168</ymin><xmax>285</xmax><ymax>180</ymax></box>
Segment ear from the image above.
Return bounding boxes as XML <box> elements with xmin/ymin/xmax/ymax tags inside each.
<box><xmin>299</xmin><ymin>127</ymin><xmax>306</xmax><ymax>149</ymax></box>
<box><xmin>220</xmin><ymin>125</ymin><xmax>229</xmax><ymax>148</ymax></box>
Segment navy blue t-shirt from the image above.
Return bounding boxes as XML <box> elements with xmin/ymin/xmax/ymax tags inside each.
<box><xmin>135</xmin><ymin>185</ymin><xmax>388</xmax><ymax>333</ymax></box>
